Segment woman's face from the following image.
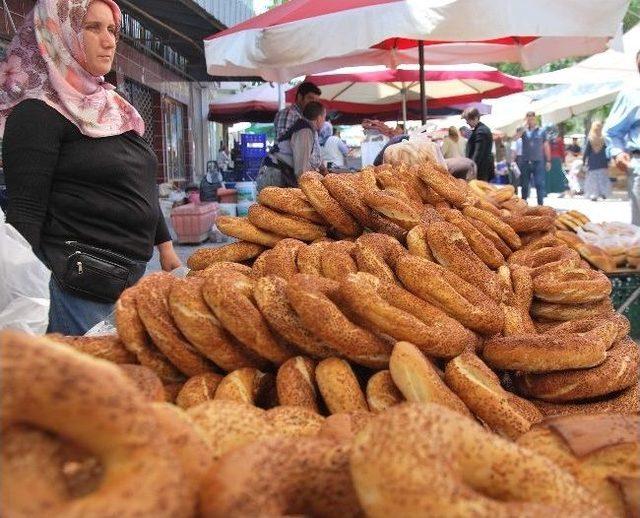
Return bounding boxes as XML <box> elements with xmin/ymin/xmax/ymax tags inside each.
<box><xmin>82</xmin><ymin>1</ymin><xmax>117</xmax><ymax>77</ymax></box>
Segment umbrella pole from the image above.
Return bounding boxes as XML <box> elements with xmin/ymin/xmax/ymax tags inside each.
<box><xmin>401</xmin><ymin>82</ymin><xmax>408</xmax><ymax>127</ymax></box>
<box><xmin>419</xmin><ymin>40</ymin><xmax>426</xmax><ymax>124</ymax></box>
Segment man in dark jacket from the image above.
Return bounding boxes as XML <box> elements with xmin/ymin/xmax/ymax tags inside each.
<box><xmin>462</xmin><ymin>107</ymin><xmax>495</xmax><ymax>182</ymax></box>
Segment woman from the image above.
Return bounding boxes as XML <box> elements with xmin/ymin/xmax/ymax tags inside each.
<box><xmin>1</xmin><ymin>0</ymin><xmax>181</xmax><ymax>335</ymax></box>
<box><xmin>545</xmin><ymin>125</ymin><xmax>568</xmax><ymax>195</ymax></box>
<box><xmin>440</xmin><ymin>126</ymin><xmax>466</xmax><ymax>159</ymax></box>
<box><xmin>256</xmin><ymin>101</ymin><xmax>326</xmax><ymax>192</ymax></box>
<box><xmin>583</xmin><ymin>121</ymin><xmax>611</xmax><ymax>201</ymax></box>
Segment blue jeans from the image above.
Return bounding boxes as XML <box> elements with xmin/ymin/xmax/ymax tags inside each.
<box><xmin>47</xmin><ymin>277</ymin><xmax>116</xmax><ymax>336</ymax></box>
<box><xmin>520</xmin><ymin>160</ymin><xmax>546</xmax><ymax>205</ymax></box>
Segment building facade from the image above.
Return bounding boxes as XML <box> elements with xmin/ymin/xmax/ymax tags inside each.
<box><xmin>0</xmin><ymin>0</ymin><xmax>254</xmax><ymax>185</ymax></box>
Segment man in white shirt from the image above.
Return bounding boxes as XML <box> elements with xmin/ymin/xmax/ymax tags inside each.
<box><xmin>322</xmin><ymin>127</ymin><xmax>349</xmax><ymax>168</ymax></box>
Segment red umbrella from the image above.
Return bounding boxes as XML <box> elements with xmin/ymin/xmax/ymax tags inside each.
<box><xmin>204</xmin><ymin>0</ymin><xmax>626</xmax><ymax>123</ymax></box>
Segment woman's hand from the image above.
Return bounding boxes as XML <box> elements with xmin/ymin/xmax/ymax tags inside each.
<box><xmin>157</xmin><ymin>241</ymin><xmax>182</xmax><ymax>272</ymax></box>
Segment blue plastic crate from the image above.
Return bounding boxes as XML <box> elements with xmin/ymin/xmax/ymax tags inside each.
<box><xmin>241</xmin><ymin>133</ymin><xmax>267</xmax><ymax>159</ymax></box>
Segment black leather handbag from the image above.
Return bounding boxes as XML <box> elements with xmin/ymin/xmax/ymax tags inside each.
<box><xmin>42</xmin><ymin>240</ymin><xmax>145</xmax><ymax>303</ymax></box>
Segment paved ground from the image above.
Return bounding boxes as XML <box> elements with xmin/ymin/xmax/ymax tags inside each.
<box><xmin>147</xmin><ymin>189</ymin><xmax>633</xmax><ymax>274</ymax></box>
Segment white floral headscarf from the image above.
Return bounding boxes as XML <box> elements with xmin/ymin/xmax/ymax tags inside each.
<box><xmin>0</xmin><ymin>0</ymin><xmax>144</xmax><ymax>138</ymax></box>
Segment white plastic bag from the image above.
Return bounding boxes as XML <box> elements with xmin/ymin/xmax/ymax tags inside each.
<box><xmin>0</xmin><ymin>209</ymin><xmax>51</xmax><ymax>333</ymax></box>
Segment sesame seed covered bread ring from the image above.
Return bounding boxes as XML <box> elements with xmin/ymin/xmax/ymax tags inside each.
<box><xmin>468</xmin><ymin>216</ymin><xmax>513</xmax><ymax>258</ymax></box>
<box><xmin>189</xmin><ymin>261</ymin><xmax>255</xmax><ymax>279</ymax></box>
<box><xmin>509</xmin><ymin>245</ymin><xmax>582</xmax><ymax>278</ymax></box>
<box><xmin>119</xmin><ymin>364</ymin><xmax>166</xmax><ymax>402</ymax></box>
<box><xmin>253</xmin><ymin>276</ymin><xmax>337</xmax><ymax>359</ymax></box>
<box><xmin>426</xmin><ymin>221</ymin><xmax>502</xmax><ymax>301</ymax></box>
<box><xmin>517</xmin><ymin>414</ymin><xmax>640</xmax><ymax>518</ymax></box>
<box><xmin>297</xmin><ymin>241</ymin><xmax>329</xmax><ymax>275</ymax></box>
<box><xmin>366</xmin><ymin>370</ymin><xmax>404</xmax><ymax>413</ymax></box>
<box><xmin>444</xmin><ymin>351</ymin><xmax>543</xmax><ymax>439</ymax></box>
<box><xmin>0</xmin><ymin>331</ymin><xmax>193</xmax><ymax>517</ymax></box>
<box><xmin>199</xmin><ymin>436</ymin><xmax>362</xmax><ymax>518</ymax></box>
<box><xmin>322</xmin><ymin>173</ymin><xmax>377</xmax><ymax>228</ymax></box>
<box><xmin>276</xmin><ymin>356</ymin><xmax>320</xmax><ymax>412</ymax></box>
<box><xmin>363</xmin><ymin>189</ymin><xmax>422</xmax><ymax>230</ymax></box>
<box><xmin>389</xmin><ymin>341</ymin><xmax>471</xmax><ymax>416</ymax></box>
<box><xmin>299</xmin><ymin>172</ymin><xmax>361</xmax><ymax>237</ymax></box>
<box><xmin>463</xmin><ymin>206</ymin><xmax>522</xmax><ymax>250</ymax></box>
<box><xmin>286</xmin><ymin>274</ymin><xmax>392</xmax><ymax>368</ymax></box>
<box><xmin>321</xmin><ymin>245</ymin><xmax>358</xmax><ymax>281</ymax></box>
<box><xmin>514</xmin><ymin>337</ymin><xmax>640</xmax><ymax>403</ymax></box>
<box><xmin>316</xmin><ymin>357</ymin><xmax>369</xmax><ymax>414</ymax></box>
<box><xmin>214</xmin><ymin>368</ymin><xmax>272</xmax><ymax>406</ymax></box>
<box><xmin>116</xmin><ymin>280</ymin><xmax>184</xmax><ymax>383</ymax></box>
<box><xmin>202</xmin><ymin>270</ymin><xmax>292</xmax><ymax>364</ymax></box>
<box><xmin>248</xmin><ymin>204</ymin><xmax>327</xmax><ymax>242</ymax></box>
<box><xmin>545</xmin><ymin>314</ymin><xmax>630</xmax><ymax>343</ymax></box>
<box><xmin>417</xmin><ymin>162</ymin><xmax>475</xmax><ymax>208</ymax></box>
<box><xmin>187</xmin><ymin>242</ymin><xmax>265</xmax><ymax>270</ymax></box>
<box><xmin>46</xmin><ymin>334</ymin><xmax>136</xmax><ymax>364</ymax></box>
<box><xmin>405</xmin><ymin>224</ymin><xmax>435</xmax><ymax>261</ymax></box>
<box><xmin>530</xmin><ymin>298</ymin><xmax>614</xmax><ymax>322</ymax></box>
<box><xmin>339</xmin><ymin>272</ymin><xmax>476</xmax><ymax>358</ymax></box>
<box><xmin>169</xmin><ymin>277</ymin><xmax>268</xmax><ymax>371</ymax></box>
<box><xmin>498</xmin><ymin>265</ymin><xmax>537</xmax><ymax>336</ymax></box>
<box><xmin>136</xmin><ymin>273</ymin><xmax>214</xmax><ymax>377</ymax></box>
<box><xmin>215</xmin><ymin>216</ymin><xmax>283</xmax><ymax>247</ymax></box>
<box><xmin>175</xmin><ymin>373</ymin><xmax>223</xmax><ymax>410</ymax></box>
<box><xmin>257</xmin><ymin>187</ymin><xmax>326</xmax><ymax>224</ymax></box>
<box><xmin>263</xmin><ymin>238</ymin><xmax>306</xmax><ymax>280</ymax></box>
<box><xmin>532</xmin><ymin>382</ymin><xmax>640</xmax><ymax>417</ymax></box>
<box><xmin>483</xmin><ymin>322</ymin><xmax>618</xmax><ymax>372</ymax></box>
<box><xmin>441</xmin><ymin>208</ymin><xmax>504</xmax><ymax>269</ymax></box>
<box><xmin>351</xmin><ymin>403</ymin><xmax>607</xmax><ymax>518</ymax></box>
<box><xmin>396</xmin><ymin>255</ymin><xmax>504</xmax><ymax>336</ymax></box>
<box><xmin>533</xmin><ymin>268</ymin><xmax>612</xmax><ymax>304</ymax></box>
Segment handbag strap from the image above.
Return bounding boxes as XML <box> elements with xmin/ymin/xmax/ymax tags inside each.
<box><xmin>2</xmin><ymin>0</ymin><xmax>17</xmax><ymax>34</ymax></box>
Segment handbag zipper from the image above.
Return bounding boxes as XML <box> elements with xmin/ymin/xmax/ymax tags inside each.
<box><xmin>77</xmin><ymin>261</ymin><xmax>83</xmax><ymax>275</ymax></box>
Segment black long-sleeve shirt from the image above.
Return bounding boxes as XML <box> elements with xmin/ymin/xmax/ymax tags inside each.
<box><xmin>466</xmin><ymin>121</ymin><xmax>495</xmax><ymax>182</ymax></box>
<box><xmin>3</xmin><ymin>99</ymin><xmax>170</xmax><ymax>262</ymax></box>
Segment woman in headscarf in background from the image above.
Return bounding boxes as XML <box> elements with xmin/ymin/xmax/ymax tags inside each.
<box><xmin>583</xmin><ymin>121</ymin><xmax>611</xmax><ymax>201</ymax></box>
<box><xmin>1</xmin><ymin>0</ymin><xmax>181</xmax><ymax>335</ymax></box>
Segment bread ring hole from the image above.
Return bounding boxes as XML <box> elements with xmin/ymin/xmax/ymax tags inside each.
<box><xmin>59</xmin><ymin>441</ymin><xmax>104</xmax><ymax>498</ymax></box>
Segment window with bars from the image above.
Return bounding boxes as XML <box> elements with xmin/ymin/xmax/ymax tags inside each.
<box><xmin>121</xmin><ymin>79</ymin><xmax>155</xmax><ymax>144</ymax></box>
<box><xmin>162</xmin><ymin>97</ymin><xmax>187</xmax><ymax>183</ymax></box>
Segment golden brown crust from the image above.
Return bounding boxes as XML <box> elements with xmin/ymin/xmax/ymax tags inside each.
<box><xmin>257</xmin><ymin>187</ymin><xmax>326</xmax><ymax>224</ymax></box>
<box><xmin>444</xmin><ymin>351</ymin><xmax>543</xmax><ymax>439</ymax></box>
<box><xmin>533</xmin><ymin>268</ymin><xmax>612</xmax><ymax>304</ymax></box>
<box><xmin>468</xmin><ymin>216</ymin><xmax>512</xmax><ymax>258</ymax></box>
<box><xmin>350</xmin><ymin>403</ymin><xmax>605</xmax><ymax>517</ymax></box>
<box><xmin>116</xmin><ymin>280</ymin><xmax>184</xmax><ymax>383</ymax></box>
<box><xmin>202</xmin><ymin>271</ymin><xmax>292</xmax><ymax>364</ymax></box>
<box><xmin>321</xmin><ymin>245</ymin><xmax>358</xmax><ymax>281</ymax></box>
<box><xmin>248</xmin><ymin>203</ymin><xmax>327</xmax><ymax>241</ymax></box>
<box><xmin>514</xmin><ymin>338</ymin><xmax>639</xmax><ymax>402</ymax></box>
<box><xmin>136</xmin><ymin>273</ymin><xmax>213</xmax><ymax>377</ymax></box>
<box><xmin>532</xmin><ymin>382</ymin><xmax>639</xmax><ymax>417</ymax></box>
<box><xmin>321</xmin><ymin>173</ymin><xmax>376</xmax><ymax>228</ymax></box>
<box><xmin>389</xmin><ymin>341</ymin><xmax>471</xmax><ymax>416</ymax></box>
<box><xmin>46</xmin><ymin>334</ymin><xmax>136</xmax><ymax>364</ymax></box>
<box><xmin>530</xmin><ymin>298</ymin><xmax>614</xmax><ymax>322</ymax></box>
<box><xmin>463</xmin><ymin>206</ymin><xmax>522</xmax><ymax>250</ymax></box>
<box><xmin>215</xmin><ymin>216</ymin><xmax>283</xmax><ymax>247</ymax></box>
<box><xmin>253</xmin><ymin>275</ymin><xmax>337</xmax><ymax>359</ymax></box>
<box><xmin>175</xmin><ymin>373</ymin><xmax>224</xmax><ymax>410</ymax></box>
<box><xmin>169</xmin><ymin>277</ymin><xmax>267</xmax><ymax>371</ymax></box>
<box><xmin>339</xmin><ymin>272</ymin><xmax>475</xmax><ymax>358</ymax></box>
<box><xmin>416</xmin><ymin>162</ymin><xmax>475</xmax><ymax>208</ymax></box>
<box><xmin>187</xmin><ymin>242</ymin><xmax>265</xmax><ymax>270</ymax></box>
<box><xmin>366</xmin><ymin>370</ymin><xmax>404</xmax><ymax>413</ymax></box>
<box><xmin>286</xmin><ymin>274</ymin><xmax>392</xmax><ymax>368</ymax></box>
<box><xmin>263</xmin><ymin>238</ymin><xmax>305</xmax><ymax>280</ymax></box>
<box><xmin>296</xmin><ymin>241</ymin><xmax>329</xmax><ymax>275</ymax></box>
<box><xmin>189</xmin><ymin>261</ymin><xmax>255</xmax><ymax>280</ymax></box>
<box><xmin>299</xmin><ymin>172</ymin><xmax>361</xmax><ymax>237</ymax></box>
<box><xmin>276</xmin><ymin>356</ymin><xmax>320</xmax><ymax>412</ymax></box>
<box><xmin>396</xmin><ymin>255</ymin><xmax>504</xmax><ymax>336</ymax></box>
<box><xmin>119</xmin><ymin>364</ymin><xmax>166</xmax><ymax>402</ymax></box>
<box><xmin>363</xmin><ymin>189</ymin><xmax>422</xmax><ymax>231</ymax></box>
<box><xmin>405</xmin><ymin>224</ymin><xmax>435</xmax><ymax>261</ymax></box>
<box><xmin>315</xmin><ymin>357</ymin><xmax>369</xmax><ymax>414</ymax></box>
<box><xmin>214</xmin><ymin>368</ymin><xmax>272</xmax><ymax>406</ymax></box>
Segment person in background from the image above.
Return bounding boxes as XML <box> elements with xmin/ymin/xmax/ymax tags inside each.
<box><xmin>583</xmin><ymin>121</ymin><xmax>611</xmax><ymax>201</ymax></box>
<box><xmin>257</xmin><ymin>102</ymin><xmax>326</xmax><ymax>191</ymax></box>
<box><xmin>567</xmin><ymin>136</ymin><xmax>582</xmax><ymax>155</ymax></box>
<box><xmin>322</xmin><ymin>127</ymin><xmax>349</xmax><ymax>169</ymax></box>
<box><xmin>216</xmin><ymin>142</ymin><xmax>232</xmax><ymax>172</ymax></box>
<box><xmin>546</xmin><ymin>125</ymin><xmax>568</xmax><ymax>195</ymax></box>
<box><xmin>462</xmin><ymin>107</ymin><xmax>495</xmax><ymax>182</ymax></box>
<box><xmin>1</xmin><ymin>0</ymin><xmax>181</xmax><ymax>335</ymax></box>
<box><xmin>459</xmin><ymin>125</ymin><xmax>472</xmax><ymax>140</ymax></box>
<box><xmin>318</xmin><ymin>120</ymin><xmax>333</xmax><ymax>146</ymax></box>
<box><xmin>441</xmin><ymin>126</ymin><xmax>466</xmax><ymax>159</ymax></box>
<box><xmin>520</xmin><ymin>111</ymin><xmax>551</xmax><ymax>206</ymax></box>
<box><xmin>604</xmin><ymin>49</ymin><xmax>640</xmax><ymax>223</ymax></box>
<box><xmin>273</xmin><ymin>81</ymin><xmax>322</xmax><ymax>139</ymax></box>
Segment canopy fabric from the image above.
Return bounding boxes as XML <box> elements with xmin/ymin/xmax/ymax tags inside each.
<box><xmin>208</xmin><ymin>78</ymin><xmax>491</xmax><ymax>124</ymax></box>
<box><xmin>204</xmin><ymin>0</ymin><xmax>628</xmax><ymax>82</ymax></box>
<box><xmin>523</xmin><ymin>23</ymin><xmax>640</xmax><ymax>84</ymax></box>
<box><xmin>293</xmin><ymin>64</ymin><xmax>522</xmax><ymax>113</ymax></box>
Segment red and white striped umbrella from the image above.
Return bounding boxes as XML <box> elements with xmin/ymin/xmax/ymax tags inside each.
<box><xmin>205</xmin><ymin>0</ymin><xmax>627</xmax><ymax>82</ymax></box>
